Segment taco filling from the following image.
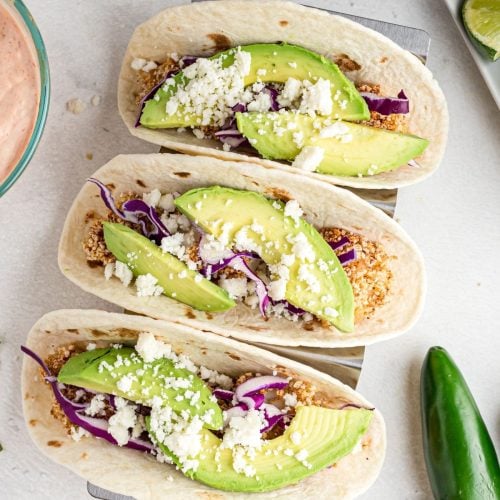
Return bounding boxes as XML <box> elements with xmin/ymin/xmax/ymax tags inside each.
<box><xmin>83</xmin><ymin>179</ymin><xmax>393</xmax><ymax>333</ymax></box>
<box><xmin>133</xmin><ymin>43</ymin><xmax>428</xmax><ymax>177</ymax></box>
<box><xmin>22</xmin><ymin>332</ymin><xmax>374</xmax><ymax>493</ymax></box>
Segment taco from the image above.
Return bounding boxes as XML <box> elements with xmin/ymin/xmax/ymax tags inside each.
<box><xmin>22</xmin><ymin>309</ymin><xmax>386</xmax><ymax>498</ymax></box>
<box><xmin>118</xmin><ymin>0</ymin><xmax>448</xmax><ymax>189</ymax></box>
<box><xmin>58</xmin><ymin>153</ymin><xmax>425</xmax><ymax>347</ymax></box>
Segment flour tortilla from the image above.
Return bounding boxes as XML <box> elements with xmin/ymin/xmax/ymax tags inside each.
<box><xmin>118</xmin><ymin>0</ymin><xmax>448</xmax><ymax>189</ymax></box>
<box><xmin>58</xmin><ymin>153</ymin><xmax>425</xmax><ymax>347</ymax></box>
<box><xmin>22</xmin><ymin>309</ymin><xmax>386</xmax><ymax>499</ymax></box>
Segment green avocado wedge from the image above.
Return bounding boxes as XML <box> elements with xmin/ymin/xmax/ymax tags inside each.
<box><xmin>147</xmin><ymin>406</ymin><xmax>373</xmax><ymax>493</ymax></box>
<box><xmin>103</xmin><ymin>222</ymin><xmax>235</xmax><ymax>312</ymax></box>
<box><xmin>58</xmin><ymin>347</ymin><xmax>223</xmax><ymax>430</ymax></box>
<box><xmin>175</xmin><ymin>187</ymin><xmax>355</xmax><ymax>331</ymax></box>
<box><xmin>140</xmin><ymin>43</ymin><xmax>369</xmax><ymax>128</ymax></box>
<box><xmin>237</xmin><ymin>111</ymin><xmax>429</xmax><ymax>177</ymax></box>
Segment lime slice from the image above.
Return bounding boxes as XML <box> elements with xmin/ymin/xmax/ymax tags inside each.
<box><xmin>462</xmin><ymin>0</ymin><xmax>500</xmax><ymax>61</ymax></box>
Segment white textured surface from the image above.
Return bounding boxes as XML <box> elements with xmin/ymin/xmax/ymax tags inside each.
<box><xmin>1</xmin><ymin>1</ymin><xmax>499</xmax><ymax>499</ymax></box>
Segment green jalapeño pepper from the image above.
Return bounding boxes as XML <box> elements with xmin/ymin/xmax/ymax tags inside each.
<box><xmin>421</xmin><ymin>346</ymin><xmax>500</xmax><ymax>499</ymax></box>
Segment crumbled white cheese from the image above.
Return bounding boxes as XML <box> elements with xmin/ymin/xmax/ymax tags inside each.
<box><xmin>135</xmin><ymin>273</ymin><xmax>164</xmax><ymax>297</ymax></box>
<box><xmin>299</xmin><ymin>78</ymin><xmax>333</xmax><ymax>116</ymax></box>
<box><xmin>104</xmin><ymin>263</ymin><xmax>114</xmax><ymax>280</ymax></box>
<box><xmin>143</xmin><ymin>188</ymin><xmax>162</xmax><ymax>207</ymax></box>
<box><xmin>268</xmin><ymin>278</ymin><xmax>288</xmax><ymax>301</ymax></box>
<box><xmin>288</xmin><ymin>233</ymin><xmax>316</xmax><ymax>263</ymax></box>
<box><xmin>158</xmin><ymin>193</ymin><xmax>176</xmax><ymax>212</ymax></box>
<box><xmin>292</xmin><ymin>131</ymin><xmax>304</xmax><ymax>148</ymax></box>
<box><xmin>284</xmin><ymin>392</ymin><xmax>298</xmax><ymax>408</ymax></box>
<box><xmin>219</xmin><ymin>277</ymin><xmax>248</xmax><ymax>299</ymax></box>
<box><xmin>160</xmin><ymin>233</ymin><xmax>185</xmax><ymax>260</ymax></box>
<box><xmin>70</xmin><ymin>426</ymin><xmax>90</xmax><ymax>442</ymax></box>
<box><xmin>148</xmin><ymin>403</ymin><xmax>204</xmax><ymax>473</ymax></box>
<box><xmin>324</xmin><ymin>307</ymin><xmax>339</xmax><ymax>318</ymax></box>
<box><xmin>319</xmin><ymin>121</ymin><xmax>349</xmax><ymax>139</ymax></box>
<box><xmin>117</xmin><ymin>374</ymin><xmax>134</xmax><ymax>393</ymax></box>
<box><xmin>108</xmin><ymin>397</ymin><xmax>138</xmax><ymax>446</ymax></box>
<box><xmin>130</xmin><ymin>57</ymin><xmax>157</xmax><ymax>72</ymax></box>
<box><xmin>85</xmin><ymin>394</ymin><xmax>106</xmax><ymax>417</ymax></box>
<box><xmin>114</xmin><ymin>261</ymin><xmax>133</xmax><ymax>287</ymax></box>
<box><xmin>247</xmin><ymin>92</ymin><xmax>272</xmax><ymax>112</ymax></box>
<box><xmin>290</xmin><ymin>431</ymin><xmax>302</xmax><ymax>445</ymax></box>
<box><xmin>199</xmin><ymin>366</ymin><xmax>234</xmax><ymax>390</ymax></box>
<box><xmin>292</xmin><ymin>146</ymin><xmax>324</xmax><ymax>172</ymax></box>
<box><xmin>298</xmin><ymin>264</ymin><xmax>321</xmax><ymax>293</ymax></box>
<box><xmin>222</xmin><ymin>409</ymin><xmax>264</xmax><ymax>450</ymax></box>
<box><xmin>284</xmin><ymin>200</ymin><xmax>303</xmax><ymax>223</ymax></box>
<box><xmin>86</xmin><ymin>342</ymin><xmax>96</xmax><ymax>351</ymax></box>
<box><xmin>135</xmin><ymin>331</ymin><xmax>171</xmax><ymax>362</ymax></box>
<box><xmin>277</xmin><ymin>78</ymin><xmax>302</xmax><ymax>107</ymax></box>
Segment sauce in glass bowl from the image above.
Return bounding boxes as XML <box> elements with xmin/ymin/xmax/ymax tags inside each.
<box><xmin>0</xmin><ymin>1</ymin><xmax>41</xmax><ymax>184</ymax></box>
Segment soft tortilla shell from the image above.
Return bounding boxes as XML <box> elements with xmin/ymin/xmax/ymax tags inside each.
<box><xmin>58</xmin><ymin>153</ymin><xmax>425</xmax><ymax>347</ymax></box>
<box><xmin>118</xmin><ymin>0</ymin><xmax>448</xmax><ymax>189</ymax></box>
<box><xmin>22</xmin><ymin>309</ymin><xmax>386</xmax><ymax>499</ymax></box>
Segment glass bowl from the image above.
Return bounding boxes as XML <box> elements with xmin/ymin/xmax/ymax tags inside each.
<box><xmin>0</xmin><ymin>0</ymin><xmax>50</xmax><ymax>197</ymax></box>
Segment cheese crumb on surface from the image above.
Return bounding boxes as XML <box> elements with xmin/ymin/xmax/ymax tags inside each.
<box><xmin>292</xmin><ymin>146</ymin><xmax>324</xmax><ymax>172</ymax></box>
<box><xmin>160</xmin><ymin>233</ymin><xmax>185</xmax><ymax>260</ymax></box>
<box><xmin>108</xmin><ymin>397</ymin><xmax>138</xmax><ymax>446</ymax></box>
<box><xmin>135</xmin><ymin>273</ymin><xmax>164</xmax><ymax>297</ymax></box>
<box><xmin>85</xmin><ymin>394</ymin><xmax>106</xmax><ymax>417</ymax></box>
<box><xmin>219</xmin><ymin>277</ymin><xmax>248</xmax><ymax>299</ymax></box>
<box><xmin>284</xmin><ymin>199</ymin><xmax>303</xmax><ymax>223</ymax></box>
<box><xmin>114</xmin><ymin>261</ymin><xmax>133</xmax><ymax>287</ymax></box>
<box><xmin>143</xmin><ymin>189</ymin><xmax>162</xmax><ymax>207</ymax></box>
<box><xmin>299</xmin><ymin>78</ymin><xmax>332</xmax><ymax>116</ymax></box>
<box><xmin>70</xmin><ymin>426</ymin><xmax>90</xmax><ymax>442</ymax></box>
<box><xmin>135</xmin><ymin>331</ymin><xmax>172</xmax><ymax>362</ymax></box>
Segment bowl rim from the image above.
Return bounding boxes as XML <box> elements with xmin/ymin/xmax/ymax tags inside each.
<box><xmin>0</xmin><ymin>0</ymin><xmax>51</xmax><ymax>197</ymax></box>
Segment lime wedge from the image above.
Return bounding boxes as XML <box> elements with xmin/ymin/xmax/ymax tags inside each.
<box><xmin>462</xmin><ymin>0</ymin><xmax>500</xmax><ymax>61</ymax></box>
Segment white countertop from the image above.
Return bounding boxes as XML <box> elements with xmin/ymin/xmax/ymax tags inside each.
<box><xmin>1</xmin><ymin>1</ymin><xmax>499</xmax><ymax>498</ymax></box>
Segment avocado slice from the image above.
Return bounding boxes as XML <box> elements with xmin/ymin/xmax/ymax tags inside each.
<box><xmin>175</xmin><ymin>187</ymin><xmax>355</xmax><ymax>331</ymax></box>
<box><xmin>148</xmin><ymin>406</ymin><xmax>373</xmax><ymax>492</ymax></box>
<box><xmin>103</xmin><ymin>222</ymin><xmax>235</xmax><ymax>312</ymax></box>
<box><xmin>58</xmin><ymin>347</ymin><xmax>223</xmax><ymax>430</ymax></box>
<box><xmin>140</xmin><ymin>43</ymin><xmax>369</xmax><ymax>128</ymax></box>
<box><xmin>237</xmin><ymin>111</ymin><xmax>429</xmax><ymax>177</ymax></box>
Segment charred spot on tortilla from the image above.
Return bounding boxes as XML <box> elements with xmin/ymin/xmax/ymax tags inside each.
<box><xmin>303</xmin><ymin>321</ymin><xmax>316</xmax><ymax>331</ymax></box>
<box><xmin>136</xmin><ymin>179</ymin><xmax>146</xmax><ymax>187</ymax></box>
<box><xmin>334</xmin><ymin>53</ymin><xmax>362</xmax><ymax>72</ymax></box>
<box><xmin>90</xmin><ymin>329</ymin><xmax>107</xmax><ymax>338</ymax></box>
<box><xmin>85</xmin><ymin>211</ymin><xmax>96</xmax><ymax>223</ymax></box>
<box><xmin>264</xmin><ymin>186</ymin><xmax>293</xmax><ymax>202</ymax></box>
<box><xmin>226</xmin><ymin>352</ymin><xmax>241</xmax><ymax>361</ymax></box>
<box><xmin>86</xmin><ymin>261</ymin><xmax>100</xmax><ymax>268</ymax></box>
<box><xmin>205</xmin><ymin>312</ymin><xmax>214</xmax><ymax>320</ymax></box>
<box><xmin>279</xmin><ymin>20</ymin><xmax>289</xmax><ymax>27</ymax></box>
<box><xmin>206</xmin><ymin>33</ymin><xmax>232</xmax><ymax>52</ymax></box>
<box><xmin>185</xmin><ymin>309</ymin><xmax>196</xmax><ymax>319</ymax></box>
<box><xmin>29</xmin><ymin>419</ymin><xmax>37</xmax><ymax>427</ymax></box>
<box><xmin>47</xmin><ymin>440</ymin><xmax>63</xmax><ymax>447</ymax></box>
<box><xmin>380</xmin><ymin>56</ymin><xmax>389</xmax><ymax>63</ymax></box>
<box><xmin>173</xmin><ymin>171</ymin><xmax>191</xmax><ymax>178</ymax></box>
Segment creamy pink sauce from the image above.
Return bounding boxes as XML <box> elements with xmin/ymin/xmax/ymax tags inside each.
<box><xmin>0</xmin><ymin>1</ymin><xmax>40</xmax><ymax>182</ymax></box>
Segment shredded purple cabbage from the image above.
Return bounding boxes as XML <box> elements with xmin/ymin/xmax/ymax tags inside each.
<box><xmin>338</xmin><ymin>248</ymin><xmax>357</xmax><ymax>265</ymax></box>
<box><xmin>21</xmin><ymin>345</ymin><xmax>154</xmax><ymax>453</ymax></box>
<box><xmin>88</xmin><ymin>178</ymin><xmax>170</xmax><ymax>243</ymax></box>
<box><xmin>361</xmin><ymin>89</ymin><xmax>409</xmax><ymax>115</ymax></box>
<box><xmin>122</xmin><ymin>198</ymin><xmax>170</xmax><ymax>244</ymax></box>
